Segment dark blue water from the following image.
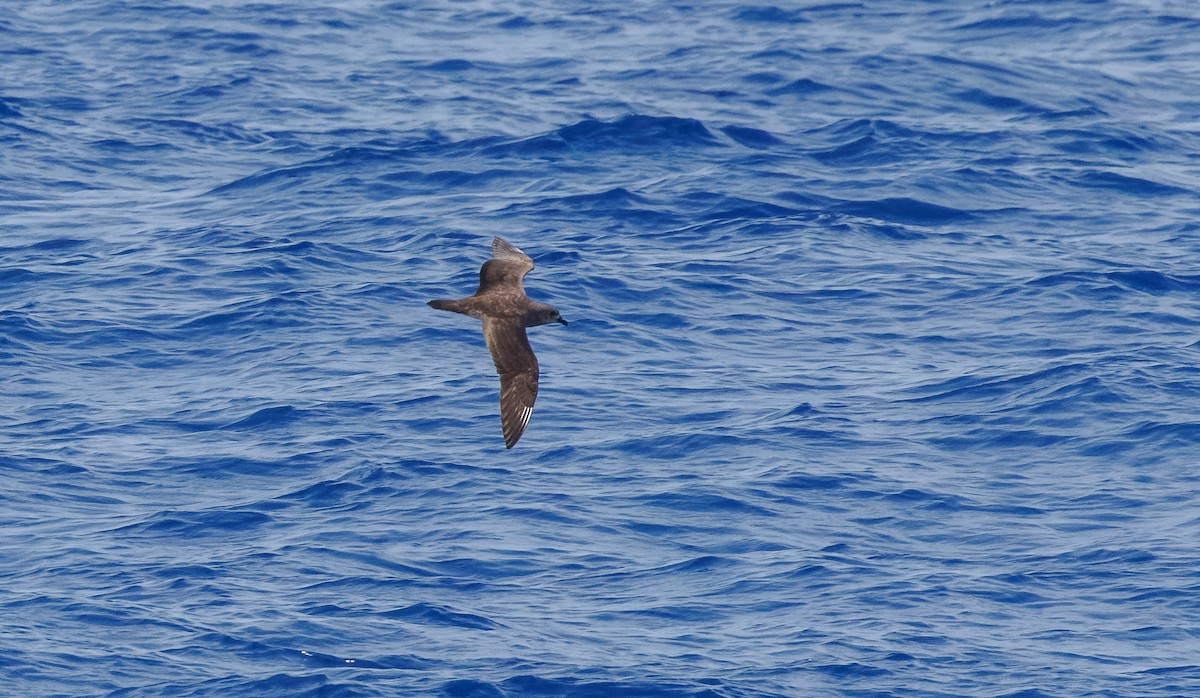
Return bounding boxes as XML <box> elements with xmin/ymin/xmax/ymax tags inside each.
<box><xmin>4</xmin><ymin>2</ymin><xmax>1200</xmax><ymax>696</ymax></box>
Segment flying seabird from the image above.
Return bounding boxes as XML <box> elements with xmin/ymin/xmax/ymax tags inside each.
<box><xmin>428</xmin><ymin>237</ymin><xmax>568</xmax><ymax>449</ymax></box>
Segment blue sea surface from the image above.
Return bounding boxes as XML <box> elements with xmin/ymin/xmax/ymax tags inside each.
<box><xmin>4</xmin><ymin>1</ymin><xmax>1200</xmax><ymax>696</ymax></box>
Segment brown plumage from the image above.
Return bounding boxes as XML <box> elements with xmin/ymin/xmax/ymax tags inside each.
<box><xmin>428</xmin><ymin>237</ymin><xmax>568</xmax><ymax>448</ymax></box>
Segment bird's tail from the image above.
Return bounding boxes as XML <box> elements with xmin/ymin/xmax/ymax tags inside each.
<box><xmin>428</xmin><ymin>299</ymin><xmax>467</xmax><ymax>314</ymax></box>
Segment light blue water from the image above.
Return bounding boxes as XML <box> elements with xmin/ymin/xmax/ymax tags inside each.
<box><xmin>3</xmin><ymin>2</ymin><xmax>1200</xmax><ymax>696</ymax></box>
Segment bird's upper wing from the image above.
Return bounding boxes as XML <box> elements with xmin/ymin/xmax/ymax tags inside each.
<box><xmin>482</xmin><ymin>316</ymin><xmax>540</xmax><ymax>449</ymax></box>
<box><xmin>476</xmin><ymin>237</ymin><xmax>534</xmax><ymax>295</ymax></box>
<box><xmin>491</xmin><ymin>236</ymin><xmax>533</xmax><ymax>264</ymax></box>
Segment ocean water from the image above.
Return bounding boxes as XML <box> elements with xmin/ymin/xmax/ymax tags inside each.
<box><xmin>3</xmin><ymin>1</ymin><xmax>1200</xmax><ymax>696</ymax></box>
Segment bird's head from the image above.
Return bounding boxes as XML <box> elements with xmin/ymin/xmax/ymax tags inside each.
<box><xmin>530</xmin><ymin>306</ymin><xmax>568</xmax><ymax>327</ymax></box>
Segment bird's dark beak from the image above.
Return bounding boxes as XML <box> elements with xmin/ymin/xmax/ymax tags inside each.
<box><xmin>558</xmin><ymin>317</ymin><xmax>569</xmax><ymax>326</ymax></box>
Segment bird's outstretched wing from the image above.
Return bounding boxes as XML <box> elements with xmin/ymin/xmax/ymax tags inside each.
<box><xmin>477</xmin><ymin>237</ymin><xmax>534</xmax><ymax>295</ymax></box>
<box><xmin>482</xmin><ymin>316</ymin><xmax>539</xmax><ymax>448</ymax></box>
<box><xmin>492</xmin><ymin>236</ymin><xmax>533</xmax><ymax>264</ymax></box>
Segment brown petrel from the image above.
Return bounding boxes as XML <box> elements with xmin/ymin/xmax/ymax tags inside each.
<box><xmin>428</xmin><ymin>236</ymin><xmax>568</xmax><ymax>449</ymax></box>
